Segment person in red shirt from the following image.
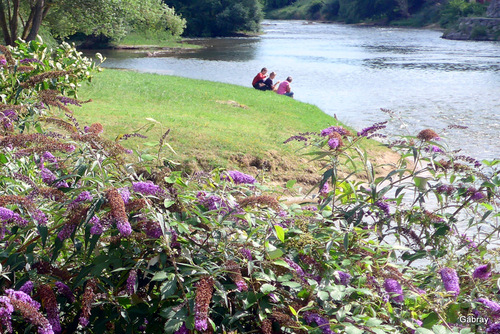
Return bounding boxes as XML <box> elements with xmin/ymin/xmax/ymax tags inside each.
<box><xmin>252</xmin><ymin>67</ymin><xmax>268</xmax><ymax>90</ymax></box>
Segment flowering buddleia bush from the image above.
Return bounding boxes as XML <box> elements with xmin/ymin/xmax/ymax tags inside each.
<box><xmin>283</xmin><ymin>113</ymin><xmax>500</xmax><ymax>333</ymax></box>
<box><xmin>2</xmin><ymin>40</ymin><xmax>500</xmax><ymax>334</ymax></box>
<box><xmin>0</xmin><ymin>39</ymin><xmax>101</xmax><ymax>105</ymax></box>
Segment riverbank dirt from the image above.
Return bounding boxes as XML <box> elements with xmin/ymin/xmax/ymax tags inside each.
<box><xmin>187</xmin><ymin>142</ymin><xmax>402</xmax><ymax>189</ymax></box>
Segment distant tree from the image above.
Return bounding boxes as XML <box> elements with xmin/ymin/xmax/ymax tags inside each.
<box><xmin>264</xmin><ymin>0</ymin><xmax>297</xmax><ymax>9</ymax></box>
<box><xmin>0</xmin><ymin>0</ymin><xmax>185</xmax><ymax>46</ymax></box>
<box><xmin>0</xmin><ymin>0</ymin><xmax>46</xmax><ymax>45</ymax></box>
<box><xmin>163</xmin><ymin>0</ymin><xmax>263</xmax><ymax>36</ymax></box>
<box><xmin>48</xmin><ymin>0</ymin><xmax>185</xmax><ymax>39</ymax></box>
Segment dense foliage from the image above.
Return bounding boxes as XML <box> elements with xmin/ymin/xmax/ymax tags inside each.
<box><xmin>0</xmin><ymin>0</ymin><xmax>186</xmax><ymax>46</ymax></box>
<box><xmin>163</xmin><ymin>0</ymin><xmax>263</xmax><ymax>36</ymax></box>
<box><xmin>266</xmin><ymin>0</ymin><xmax>489</xmax><ymax>27</ymax></box>
<box><xmin>1</xmin><ymin>40</ymin><xmax>500</xmax><ymax>334</ymax></box>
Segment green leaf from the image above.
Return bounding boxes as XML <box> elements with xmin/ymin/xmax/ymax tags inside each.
<box><xmin>37</xmin><ymin>225</ymin><xmax>48</xmax><ymax>247</ymax></box>
<box><xmin>268</xmin><ymin>249</ymin><xmax>284</xmax><ymax>260</ymax></box>
<box><xmin>274</xmin><ymin>225</ymin><xmax>285</xmax><ymax>243</ymax></box>
<box><xmin>344</xmin><ymin>325</ymin><xmax>364</xmax><ymax>334</ymax></box>
<box><xmin>164</xmin><ymin>319</ymin><xmax>183</xmax><ymax>333</ymax></box>
<box><xmin>432</xmin><ymin>325</ymin><xmax>451</xmax><ymax>334</ymax></box>
<box><xmin>0</xmin><ymin>154</ymin><xmax>7</xmax><ymax>164</ymax></box>
<box><xmin>152</xmin><ymin>271</ymin><xmax>169</xmax><ymax>281</ymax></box>
<box><xmin>141</xmin><ymin>154</ymin><xmax>156</xmax><ymax>161</ymax></box>
<box><xmin>160</xmin><ymin>280</ymin><xmax>177</xmax><ymax>299</ymax></box>
<box><xmin>422</xmin><ymin>312</ymin><xmax>439</xmax><ymax>329</ymax></box>
<box><xmin>365</xmin><ymin>318</ymin><xmax>383</xmax><ymax>327</ymax></box>
<box><xmin>86</xmin><ymin>234</ymin><xmax>100</xmax><ymax>259</ymax></box>
<box><xmin>343</xmin><ymin>232</ymin><xmax>349</xmax><ymax>250</ymax></box>
<box><xmin>286</xmin><ymin>179</ymin><xmax>297</xmax><ymax>189</ymax></box>
<box><xmin>229</xmin><ymin>311</ymin><xmax>250</xmax><ymax>325</ymax></box>
<box><xmin>289</xmin><ymin>305</ymin><xmax>297</xmax><ymax>317</ymax></box>
<box><xmin>164</xmin><ymin>200</ymin><xmax>175</xmax><ymax>208</ymax></box>
<box><xmin>163</xmin><ymin>142</ymin><xmax>177</xmax><ymax>155</ymax></box>
<box><xmin>260</xmin><ymin>284</ymin><xmax>276</xmax><ymax>294</ymax></box>
<box><xmin>318</xmin><ymin>291</ymin><xmax>329</xmax><ymax>301</ymax></box>
<box><xmin>446</xmin><ymin>304</ymin><xmax>460</xmax><ymax>323</ymax></box>
<box><xmin>273</xmin><ymin>259</ymin><xmax>289</xmax><ymax>268</ymax></box>
<box><xmin>415</xmin><ymin>329</ymin><xmax>434</xmax><ymax>334</ymax></box>
<box><xmin>281</xmin><ymin>281</ymin><xmax>302</xmax><ymax>289</ymax></box>
<box><xmin>145</xmin><ymin>117</ymin><xmax>161</xmax><ymax>124</ymax></box>
<box><xmin>401</xmin><ymin>250</ymin><xmax>427</xmax><ymax>261</ymax></box>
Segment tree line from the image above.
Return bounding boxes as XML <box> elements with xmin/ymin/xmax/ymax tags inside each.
<box><xmin>264</xmin><ymin>0</ymin><xmax>490</xmax><ymax>28</ymax></box>
<box><xmin>0</xmin><ymin>0</ymin><xmax>489</xmax><ymax>47</ymax></box>
<box><xmin>0</xmin><ymin>0</ymin><xmax>263</xmax><ymax>47</ymax></box>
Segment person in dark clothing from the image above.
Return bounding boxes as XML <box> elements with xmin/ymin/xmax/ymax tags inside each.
<box><xmin>263</xmin><ymin>72</ymin><xmax>280</xmax><ymax>92</ymax></box>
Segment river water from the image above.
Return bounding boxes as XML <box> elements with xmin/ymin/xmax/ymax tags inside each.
<box><xmin>95</xmin><ymin>20</ymin><xmax>500</xmax><ymax>160</ymax></box>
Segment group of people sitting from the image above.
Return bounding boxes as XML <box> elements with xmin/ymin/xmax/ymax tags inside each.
<box><xmin>252</xmin><ymin>67</ymin><xmax>294</xmax><ymax>98</ymax></box>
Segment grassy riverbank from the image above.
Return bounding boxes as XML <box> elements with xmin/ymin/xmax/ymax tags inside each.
<box><xmin>77</xmin><ymin>69</ymin><xmax>393</xmax><ymax>184</ymax></box>
<box><xmin>112</xmin><ymin>32</ymin><xmax>200</xmax><ymax>49</ymax></box>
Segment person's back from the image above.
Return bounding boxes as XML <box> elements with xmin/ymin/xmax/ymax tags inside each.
<box><xmin>277</xmin><ymin>76</ymin><xmax>294</xmax><ymax>98</ymax></box>
<box><xmin>277</xmin><ymin>81</ymin><xmax>289</xmax><ymax>95</ymax></box>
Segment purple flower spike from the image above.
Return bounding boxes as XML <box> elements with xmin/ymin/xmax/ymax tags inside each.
<box><xmin>303</xmin><ymin>312</ymin><xmax>334</xmax><ymax>334</ymax></box>
<box><xmin>132</xmin><ymin>181</ymin><xmax>163</xmax><ymax>196</ymax></box>
<box><xmin>439</xmin><ymin>267</ymin><xmax>460</xmax><ymax>297</ymax></box>
<box><xmin>127</xmin><ymin>270</ymin><xmax>137</xmax><ymax>295</ymax></box>
<box><xmin>240</xmin><ymin>248</ymin><xmax>252</xmax><ymax>261</ymax></box>
<box><xmin>118</xmin><ymin>187</ymin><xmax>130</xmax><ymax>204</ymax></box>
<box><xmin>19</xmin><ymin>281</ymin><xmax>34</xmax><ymax>295</ymax></box>
<box><xmin>116</xmin><ymin>218</ymin><xmax>132</xmax><ymax>236</ymax></box>
<box><xmin>0</xmin><ymin>295</ymin><xmax>14</xmax><ymax>332</ymax></box>
<box><xmin>0</xmin><ymin>207</ymin><xmax>14</xmax><ymax>221</ymax></box>
<box><xmin>487</xmin><ymin>323</ymin><xmax>500</xmax><ymax>333</ymax></box>
<box><xmin>476</xmin><ymin>298</ymin><xmax>500</xmax><ymax>314</ymax></box>
<box><xmin>174</xmin><ymin>323</ymin><xmax>189</xmax><ymax>334</ymax></box>
<box><xmin>223</xmin><ymin>170</ymin><xmax>256</xmax><ymax>184</ymax></box>
<box><xmin>55</xmin><ymin>282</ymin><xmax>74</xmax><ymax>303</ymax></box>
<box><xmin>357</xmin><ymin>122</ymin><xmax>387</xmax><ymax>137</ymax></box>
<box><xmin>40</xmin><ymin>168</ymin><xmax>57</xmax><ymax>185</ymax></box>
<box><xmin>284</xmin><ymin>258</ymin><xmax>305</xmax><ymax>277</ymax></box>
<box><xmin>328</xmin><ymin>138</ymin><xmax>339</xmax><ymax>149</ymax></box>
<box><xmin>471</xmin><ymin>191</ymin><xmax>485</xmax><ymax>201</ymax></box>
<box><xmin>383</xmin><ymin>279</ymin><xmax>404</xmax><ymax>303</ymax></box>
<box><xmin>236</xmin><ymin>280</ymin><xmax>248</xmax><ymax>292</ymax></box>
<box><xmin>334</xmin><ymin>271</ymin><xmax>351</xmax><ymax>286</ymax></box>
<box><xmin>320</xmin><ymin>126</ymin><xmax>350</xmax><ymax>137</ymax></box>
<box><xmin>375</xmin><ymin>200</ymin><xmax>390</xmax><ymax>217</ymax></box>
<box><xmin>473</xmin><ymin>264</ymin><xmax>492</xmax><ymax>280</ymax></box>
<box><xmin>19</xmin><ymin>58</ymin><xmax>43</xmax><ymax>65</ymax></box>
<box><xmin>89</xmin><ymin>216</ymin><xmax>103</xmax><ymax>235</ymax></box>
<box><xmin>6</xmin><ymin>289</ymin><xmax>41</xmax><ymax>309</ymax></box>
<box><xmin>319</xmin><ymin>183</ymin><xmax>329</xmax><ymax>197</ymax></box>
<box><xmin>195</xmin><ymin>318</ymin><xmax>208</xmax><ymax>332</ymax></box>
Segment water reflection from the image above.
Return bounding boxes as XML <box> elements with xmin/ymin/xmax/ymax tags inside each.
<box><xmin>174</xmin><ymin>38</ymin><xmax>260</xmax><ymax>62</ymax></box>
<box><xmin>363</xmin><ymin>58</ymin><xmax>500</xmax><ymax>71</ymax></box>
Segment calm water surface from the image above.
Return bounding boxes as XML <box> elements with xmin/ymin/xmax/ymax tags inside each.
<box><xmin>95</xmin><ymin>20</ymin><xmax>500</xmax><ymax>160</ymax></box>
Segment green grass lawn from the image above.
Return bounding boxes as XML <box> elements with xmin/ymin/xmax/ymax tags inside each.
<box><xmin>76</xmin><ymin>69</ymin><xmax>390</xmax><ymax>184</ymax></box>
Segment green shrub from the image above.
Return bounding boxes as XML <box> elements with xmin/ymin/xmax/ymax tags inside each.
<box><xmin>439</xmin><ymin>0</ymin><xmax>488</xmax><ymax>28</ymax></box>
<box><xmin>470</xmin><ymin>25</ymin><xmax>488</xmax><ymax>39</ymax></box>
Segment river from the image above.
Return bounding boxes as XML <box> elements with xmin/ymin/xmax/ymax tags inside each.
<box><xmin>94</xmin><ymin>20</ymin><xmax>500</xmax><ymax>161</ymax></box>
